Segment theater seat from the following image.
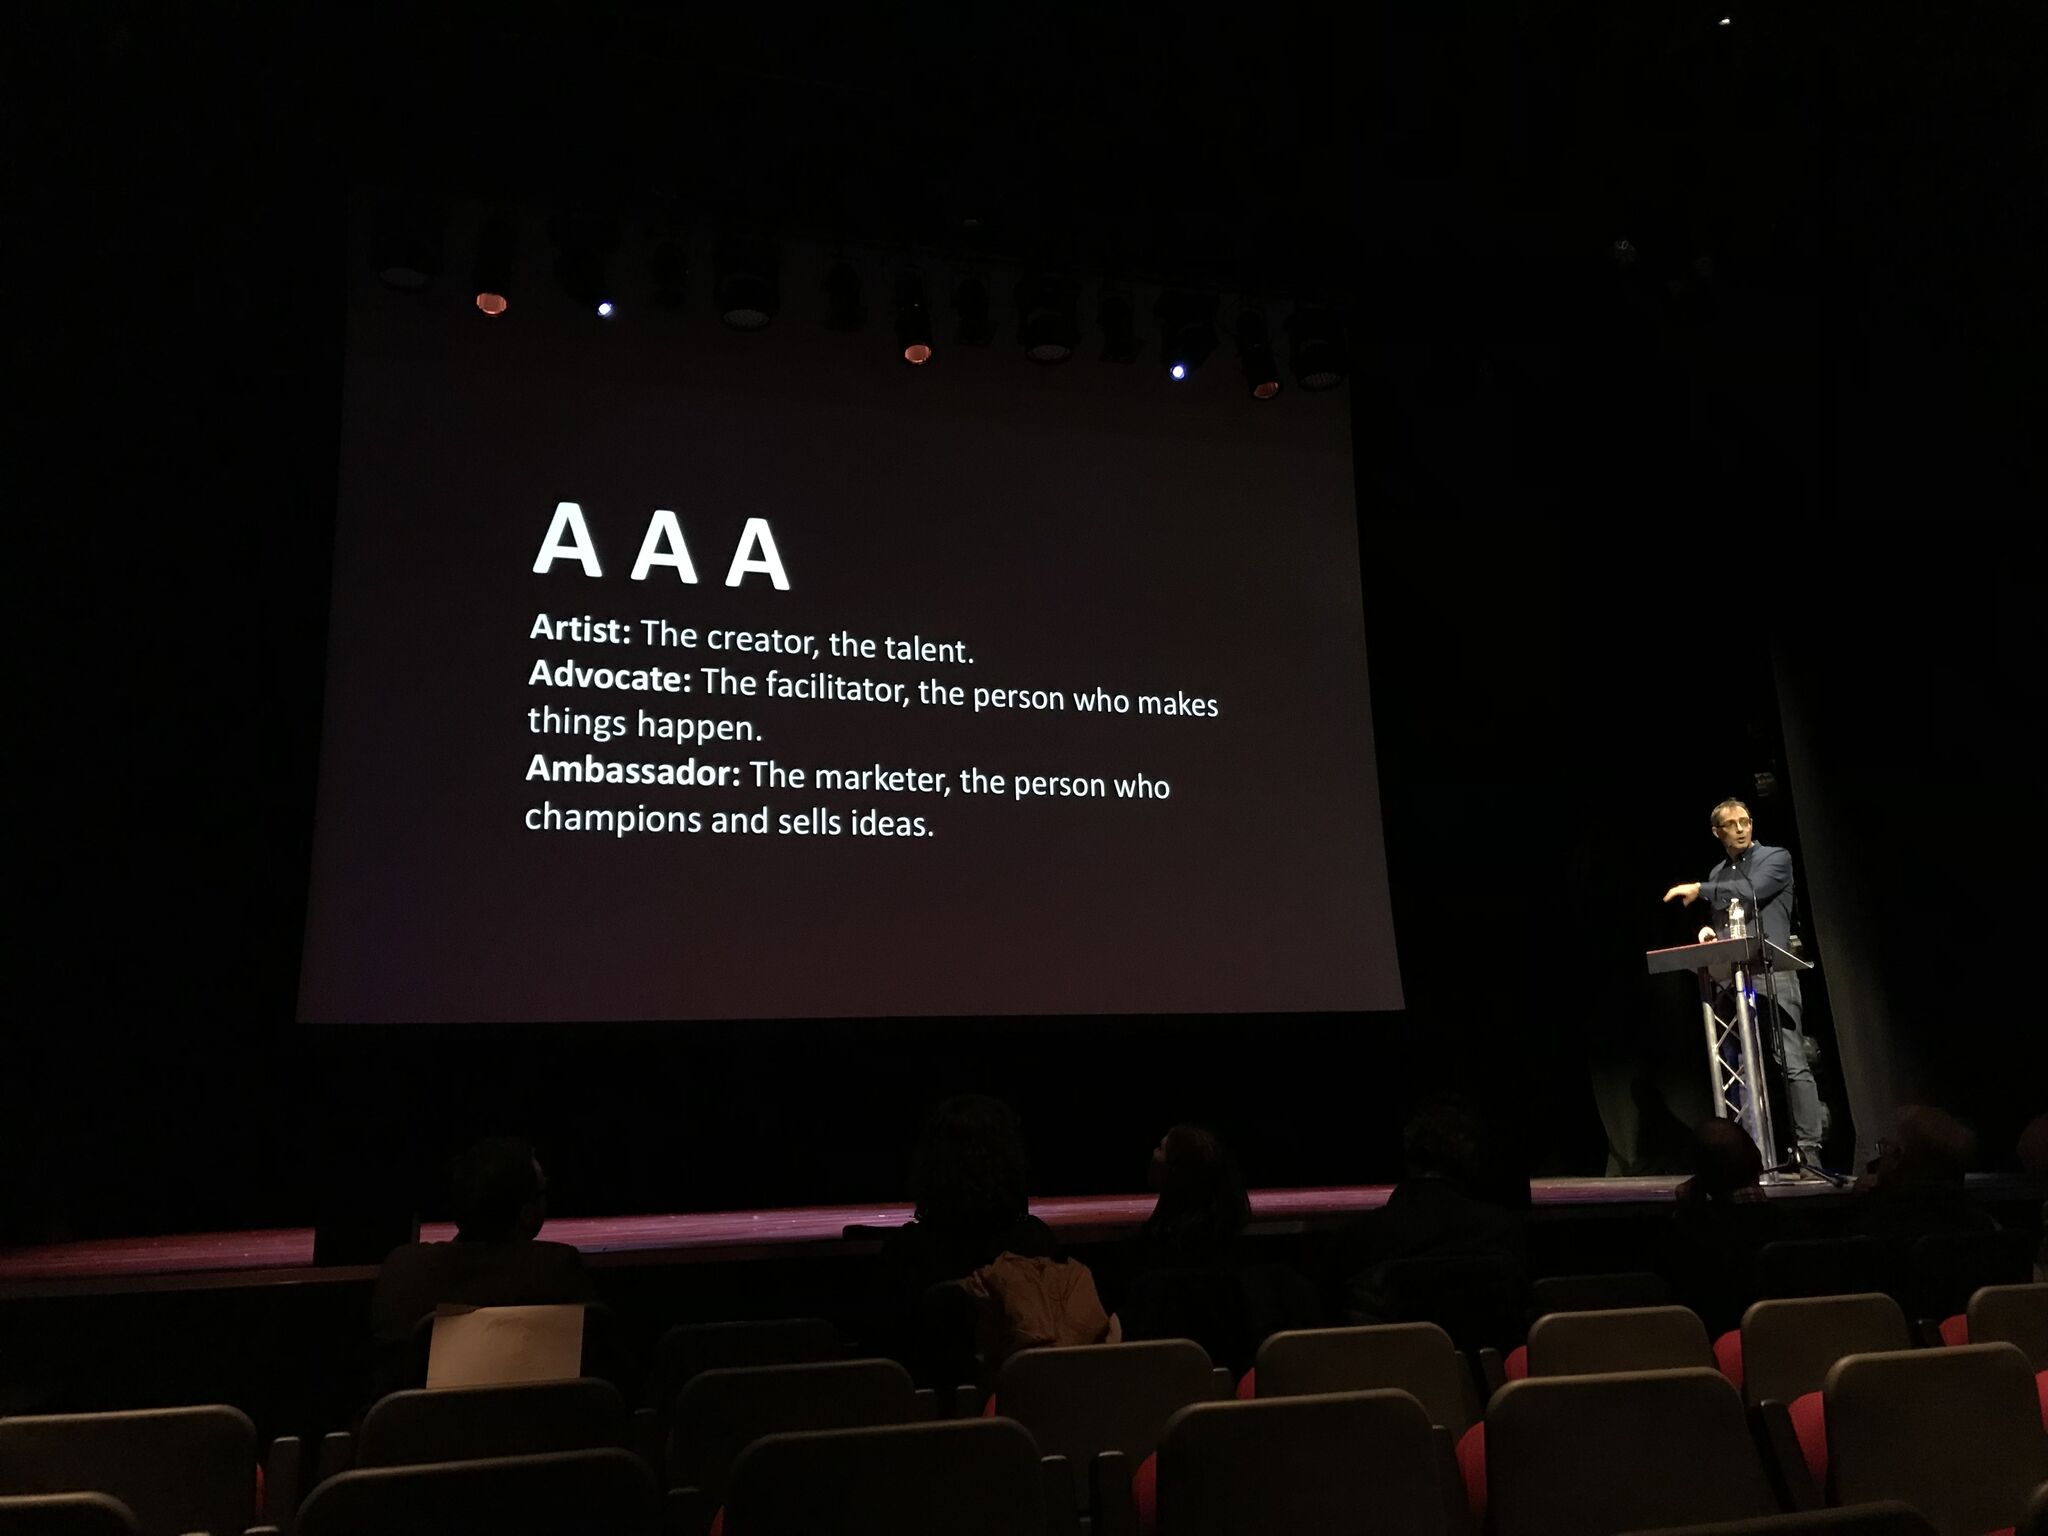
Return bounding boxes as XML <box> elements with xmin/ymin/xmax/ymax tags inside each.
<box><xmin>1530</xmin><ymin>1272</ymin><xmax>1673</xmax><ymax>1316</ymax></box>
<box><xmin>1615</xmin><ymin>1503</ymin><xmax>1940</xmax><ymax>1536</ymax></box>
<box><xmin>0</xmin><ymin>1494</ymin><xmax>139</xmax><ymax>1536</ymax></box>
<box><xmin>356</xmin><ymin>1378</ymin><xmax>630</xmax><ymax>1469</ymax></box>
<box><xmin>1715</xmin><ymin>1330</ymin><xmax>1746</xmax><ymax>1391</ymax></box>
<box><xmin>1905</xmin><ymin>1232</ymin><xmax>2032</xmax><ymax>1325</ymax></box>
<box><xmin>668</xmin><ymin>1359</ymin><xmax>924</xmax><ymax>1504</ymax></box>
<box><xmin>1825</xmin><ymin>1342</ymin><xmax>2048</xmax><ymax>1536</ymax></box>
<box><xmin>647</xmin><ymin>1319</ymin><xmax>842</xmax><ymax>1412</ymax></box>
<box><xmin>0</xmin><ymin>1405</ymin><xmax>258</xmax><ymax>1536</ymax></box>
<box><xmin>995</xmin><ymin>1340</ymin><xmax>1217</xmax><ymax>1516</ymax></box>
<box><xmin>1156</xmin><ymin>1391</ymin><xmax>1452</xmax><ymax>1536</ymax></box>
<box><xmin>1741</xmin><ymin>1294</ymin><xmax>1911</xmax><ymax>1408</ymax></box>
<box><xmin>1969</xmin><ymin>1285</ymin><xmax>2048</xmax><ymax>1371</ymax></box>
<box><xmin>1253</xmin><ymin>1323</ymin><xmax>1484</xmax><ymax>1526</ymax></box>
<box><xmin>1525</xmin><ymin>1305</ymin><xmax>1714</xmax><ymax>1377</ymax></box>
<box><xmin>296</xmin><ymin>1447</ymin><xmax>656</xmax><ymax>1536</ymax></box>
<box><xmin>1787</xmin><ymin>1390</ymin><xmax>1829</xmax><ymax>1490</ymax></box>
<box><xmin>1486</xmin><ymin>1369</ymin><xmax>1778</xmax><ymax>1536</ymax></box>
<box><xmin>1454</xmin><ymin>1421</ymin><xmax>1488</xmax><ymax>1526</ymax></box>
<box><xmin>1252</xmin><ymin>1323</ymin><xmax>1478</xmax><ymax>1438</ymax></box>
<box><xmin>724</xmin><ymin>1419</ymin><xmax>1046</xmax><ymax>1536</ymax></box>
<box><xmin>1757</xmin><ymin>1238</ymin><xmax>1893</xmax><ymax>1300</ymax></box>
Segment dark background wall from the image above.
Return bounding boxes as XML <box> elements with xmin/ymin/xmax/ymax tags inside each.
<box><xmin>8</xmin><ymin>2</ymin><xmax>2042</xmax><ymax>1242</ymax></box>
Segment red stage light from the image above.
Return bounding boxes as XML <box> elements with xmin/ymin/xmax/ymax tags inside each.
<box><xmin>903</xmin><ymin>342</ymin><xmax>932</xmax><ymax>365</ymax></box>
<box><xmin>1251</xmin><ymin>378</ymin><xmax>1281</xmax><ymax>400</ymax></box>
<box><xmin>475</xmin><ymin>292</ymin><xmax>509</xmax><ymax>317</ymax></box>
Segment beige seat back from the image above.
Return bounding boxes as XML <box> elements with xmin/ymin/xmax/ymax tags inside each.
<box><xmin>1254</xmin><ymin>1322</ymin><xmax>1476</xmax><ymax>1437</ymax></box>
<box><xmin>1487</xmin><ymin>1368</ymin><xmax>1776</xmax><ymax>1536</ymax></box>
<box><xmin>1826</xmin><ymin>1342</ymin><xmax>2048</xmax><ymax>1536</ymax></box>
<box><xmin>0</xmin><ymin>1405</ymin><xmax>255</xmax><ymax>1536</ymax></box>
<box><xmin>1739</xmin><ymin>1293</ymin><xmax>1909</xmax><ymax>1406</ymax></box>
<box><xmin>1526</xmin><ymin>1305</ymin><xmax>1713</xmax><ymax>1377</ymax></box>
<box><xmin>1157</xmin><ymin>1390</ymin><xmax>1450</xmax><ymax>1536</ymax></box>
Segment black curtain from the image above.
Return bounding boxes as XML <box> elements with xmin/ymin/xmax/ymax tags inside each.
<box><xmin>1773</xmin><ymin>524</ymin><xmax>2046</xmax><ymax>1170</ymax></box>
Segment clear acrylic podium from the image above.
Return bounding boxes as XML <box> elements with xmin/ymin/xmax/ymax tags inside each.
<box><xmin>1645</xmin><ymin>932</ymin><xmax>1812</xmax><ymax>1181</ymax></box>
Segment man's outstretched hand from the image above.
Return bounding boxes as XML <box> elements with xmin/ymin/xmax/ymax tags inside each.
<box><xmin>1663</xmin><ymin>882</ymin><xmax>1702</xmax><ymax>906</ymax></box>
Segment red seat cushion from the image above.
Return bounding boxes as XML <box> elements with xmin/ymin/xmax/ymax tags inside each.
<box><xmin>1456</xmin><ymin>1421</ymin><xmax>1488</xmax><ymax>1524</ymax></box>
<box><xmin>709</xmin><ymin>1510</ymin><xmax>724</xmax><ymax>1536</ymax></box>
<box><xmin>2037</xmin><ymin>1368</ymin><xmax>2047</xmax><ymax>1430</ymax></box>
<box><xmin>1235</xmin><ymin>1368</ymin><xmax>1257</xmax><ymax>1400</ymax></box>
<box><xmin>1788</xmin><ymin>1389</ymin><xmax>1828</xmax><ymax>1490</ymax></box>
<box><xmin>1134</xmin><ymin>1450</ymin><xmax>1158</xmax><ymax>1536</ymax></box>
<box><xmin>1937</xmin><ymin>1313</ymin><xmax>1970</xmax><ymax>1347</ymax></box>
<box><xmin>1504</xmin><ymin>1344</ymin><xmax>1529</xmax><ymax>1380</ymax></box>
<box><xmin>1714</xmin><ymin>1329</ymin><xmax>1745</xmax><ymax>1390</ymax></box>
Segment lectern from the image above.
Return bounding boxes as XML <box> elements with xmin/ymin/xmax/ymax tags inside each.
<box><xmin>1646</xmin><ymin>932</ymin><xmax>1813</xmax><ymax>1179</ymax></box>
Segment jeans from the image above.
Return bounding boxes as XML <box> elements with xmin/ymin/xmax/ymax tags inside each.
<box><xmin>1773</xmin><ymin>1022</ymin><xmax>1825</xmax><ymax>1155</ymax></box>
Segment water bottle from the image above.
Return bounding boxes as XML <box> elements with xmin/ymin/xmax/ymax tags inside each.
<box><xmin>1727</xmin><ymin>898</ymin><xmax>1747</xmax><ymax>939</ymax></box>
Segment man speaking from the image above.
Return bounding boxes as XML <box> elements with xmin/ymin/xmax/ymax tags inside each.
<box><xmin>1663</xmin><ymin>799</ymin><xmax>1827</xmax><ymax>1170</ymax></box>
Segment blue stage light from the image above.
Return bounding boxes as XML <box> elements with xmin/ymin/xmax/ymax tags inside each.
<box><xmin>1157</xmin><ymin>291</ymin><xmax>1218</xmax><ymax>381</ymax></box>
<box><xmin>596</xmin><ymin>300</ymin><xmax>615</xmax><ymax>318</ymax></box>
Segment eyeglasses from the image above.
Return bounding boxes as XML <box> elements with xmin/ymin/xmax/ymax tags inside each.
<box><xmin>1714</xmin><ymin>817</ymin><xmax>1753</xmax><ymax>830</ymax></box>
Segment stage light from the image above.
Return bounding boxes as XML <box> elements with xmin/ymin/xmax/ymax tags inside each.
<box><xmin>1016</xmin><ymin>274</ymin><xmax>1079</xmax><ymax>364</ymax></box>
<box><xmin>715</xmin><ymin>237</ymin><xmax>780</xmax><ymax>330</ymax></box>
<box><xmin>550</xmin><ymin>214</ymin><xmax>618</xmax><ymax>318</ymax></box>
<box><xmin>471</xmin><ymin>209</ymin><xmax>517</xmax><ymax>317</ymax></box>
<box><xmin>954</xmin><ymin>276</ymin><xmax>997</xmax><ymax>346</ymax></box>
<box><xmin>1097</xmin><ymin>290</ymin><xmax>1139</xmax><ymax>363</ymax></box>
<box><xmin>1236</xmin><ymin>310</ymin><xmax>1283</xmax><ymax>400</ymax></box>
<box><xmin>1156</xmin><ymin>291</ymin><xmax>1218</xmax><ymax>381</ymax></box>
<box><xmin>649</xmin><ymin>238</ymin><xmax>689</xmax><ymax>308</ymax></box>
<box><xmin>822</xmin><ymin>258</ymin><xmax>866</xmax><ymax>331</ymax></box>
<box><xmin>895</xmin><ymin>270</ymin><xmax>934</xmax><ymax>365</ymax></box>
<box><xmin>1287</xmin><ymin>307</ymin><xmax>1347</xmax><ymax>391</ymax></box>
<box><xmin>554</xmin><ymin>250</ymin><xmax>614</xmax><ymax>316</ymax></box>
<box><xmin>372</xmin><ymin>194</ymin><xmax>444</xmax><ymax>290</ymax></box>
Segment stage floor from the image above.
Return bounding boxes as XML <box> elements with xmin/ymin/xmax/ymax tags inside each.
<box><xmin>0</xmin><ymin>1177</ymin><xmax>1698</xmax><ymax>1291</ymax></box>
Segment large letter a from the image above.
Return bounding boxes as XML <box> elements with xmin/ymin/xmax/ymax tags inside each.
<box><xmin>533</xmin><ymin>502</ymin><xmax>602</xmax><ymax>577</ymax></box>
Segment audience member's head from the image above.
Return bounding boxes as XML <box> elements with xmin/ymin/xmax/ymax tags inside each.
<box><xmin>1400</xmin><ymin>1098</ymin><xmax>1488</xmax><ymax>1193</ymax></box>
<box><xmin>1866</xmin><ymin>1105</ymin><xmax>1977</xmax><ymax>1191</ymax></box>
<box><xmin>1143</xmin><ymin>1123</ymin><xmax>1251</xmax><ymax>1256</ymax></box>
<box><xmin>450</xmin><ymin>1136</ymin><xmax>548</xmax><ymax>1243</ymax></box>
<box><xmin>910</xmin><ymin>1094</ymin><xmax>1028</xmax><ymax>1233</ymax></box>
<box><xmin>2016</xmin><ymin>1113</ymin><xmax>2048</xmax><ymax>1182</ymax></box>
<box><xmin>1677</xmin><ymin>1117</ymin><xmax>1764</xmax><ymax>1204</ymax></box>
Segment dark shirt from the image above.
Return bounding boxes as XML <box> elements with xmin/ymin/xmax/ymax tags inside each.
<box><xmin>370</xmin><ymin>1237</ymin><xmax>595</xmax><ymax>1345</ymax></box>
<box><xmin>1701</xmin><ymin>843</ymin><xmax>1796</xmax><ymax>946</ymax></box>
<box><xmin>1656</xmin><ymin>1196</ymin><xmax>1781</xmax><ymax>1335</ymax></box>
<box><xmin>860</xmin><ymin>1211</ymin><xmax>1061</xmax><ymax>1376</ymax></box>
<box><xmin>1340</xmin><ymin>1175</ymin><xmax>1528</xmax><ymax>1327</ymax></box>
<box><xmin>1347</xmin><ymin>1176</ymin><xmax>1527</xmax><ymax>1270</ymax></box>
<box><xmin>1701</xmin><ymin>842</ymin><xmax>1807</xmax><ymax>1026</ymax></box>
